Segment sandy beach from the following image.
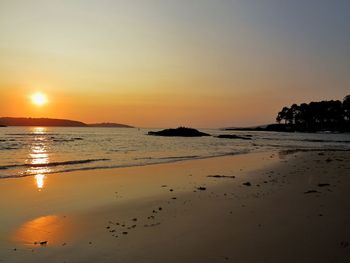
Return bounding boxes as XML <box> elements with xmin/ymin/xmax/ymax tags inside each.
<box><xmin>0</xmin><ymin>150</ymin><xmax>349</xmax><ymax>263</ymax></box>
<box><xmin>1</xmin><ymin>0</ymin><xmax>350</xmax><ymax>262</ymax></box>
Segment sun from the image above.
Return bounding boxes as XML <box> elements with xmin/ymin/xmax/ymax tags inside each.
<box><xmin>31</xmin><ymin>92</ymin><xmax>48</xmax><ymax>106</ymax></box>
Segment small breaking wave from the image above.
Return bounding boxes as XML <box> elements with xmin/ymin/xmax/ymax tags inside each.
<box><xmin>0</xmin><ymin>151</ymin><xmax>250</xmax><ymax>179</ymax></box>
<box><xmin>5</xmin><ymin>133</ymin><xmax>60</xmax><ymax>136</ymax></box>
<box><xmin>261</xmin><ymin>137</ymin><xmax>350</xmax><ymax>144</ymax></box>
<box><xmin>0</xmin><ymin>158</ymin><xmax>110</xmax><ymax>170</ymax></box>
<box><xmin>134</xmin><ymin>155</ymin><xmax>199</xmax><ymax>160</ymax></box>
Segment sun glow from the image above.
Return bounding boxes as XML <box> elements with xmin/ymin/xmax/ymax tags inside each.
<box><xmin>31</xmin><ymin>92</ymin><xmax>48</xmax><ymax>106</ymax></box>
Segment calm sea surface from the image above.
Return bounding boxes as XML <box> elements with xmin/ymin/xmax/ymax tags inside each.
<box><xmin>0</xmin><ymin>127</ymin><xmax>349</xmax><ymax>181</ymax></box>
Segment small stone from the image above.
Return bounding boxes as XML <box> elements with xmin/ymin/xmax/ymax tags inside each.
<box><xmin>304</xmin><ymin>190</ymin><xmax>319</xmax><ymax>194</ymax></box>
<box><xmin>318</xmin><ymin>183</ymin><xmax>330</xmax><ymax>187</ymax></box>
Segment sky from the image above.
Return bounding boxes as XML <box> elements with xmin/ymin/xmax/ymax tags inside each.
<box><xmin>0</xmin><ymin>0</ymin><xmax>349</xmax><ymax>128</ymax></box>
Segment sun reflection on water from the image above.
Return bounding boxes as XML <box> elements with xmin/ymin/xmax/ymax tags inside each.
<box><xmin>25</xmin><ymin>127</ymin><xmax>52</xmax><ymax>191</ymax></box>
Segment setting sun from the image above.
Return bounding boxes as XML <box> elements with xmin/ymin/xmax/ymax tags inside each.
<box><xmin>31</xmin><ymin>92</ymin><xmax>48</xmax><ymax>106</ymax></box>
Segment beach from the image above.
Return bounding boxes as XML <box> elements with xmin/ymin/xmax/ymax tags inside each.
<box><xmin>1</xmin><ymin>0</ymin><xmax>350</xmax><ymax>262</ymax></box>
<box><xmin>1</xmin><ymin>149</ymin><xmax>350</xmax><ymax>263</ymax></box>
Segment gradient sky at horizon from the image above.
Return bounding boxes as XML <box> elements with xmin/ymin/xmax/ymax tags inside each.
<box><xmin>0</xmin><ymin>0</ymin><xmax>349</xmax><ymax>128</ymax></box>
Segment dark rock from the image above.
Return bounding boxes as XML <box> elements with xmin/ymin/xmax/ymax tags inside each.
<box><xmin>39</xmin><ymin>241</ymin><xmax>48</xmax><ymax>246</ymax></box>
<box><xmin>242</xmin><ymin>182</ymin><xmax>251</xmax><ymax>186</ymax></box>
<box><xmin>197</xmin><ymin>187</ymin><xmax>207</xmax><ymax>191</ymax></box>
<box><xmin>148</xmin><ymin>127</ymin><xmax>210</xmax><ymax>137</ymax></box>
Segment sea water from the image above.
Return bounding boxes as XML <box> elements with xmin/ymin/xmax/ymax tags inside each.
<box><xmin>0</xmin><ymin>127</ymin><xmax>349</xmax><ymax>179</ymax></box>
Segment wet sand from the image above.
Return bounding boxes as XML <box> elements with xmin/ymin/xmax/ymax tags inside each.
<box><xmin>1</xmin><ymin>150</ymin><xmax>350</xmax><ymax>262</ymax></box>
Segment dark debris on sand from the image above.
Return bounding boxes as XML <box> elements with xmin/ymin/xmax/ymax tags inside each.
<box><xmin>207</xmin><ymin>175</ymin><xmax>236</xmax><ymax>179</ymax></box>
<box><xmin>318</xmin><ymin>183</ymin><xmax>330</xmax><ymax>187</ymax></box>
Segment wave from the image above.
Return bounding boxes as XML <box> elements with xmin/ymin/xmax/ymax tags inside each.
<box><xmin>0</xmin><ymin>146</ymin><xmax>20</xmax><ymax>150</ymax></box>
<box><xmin>52</xmin><ymin>138</ymin><xmax>84</xmax><ymax>142</ymax></box>
<box><xmin>0</xmin><ymin>158</ymin><xmax>110</xmax><ymax>170</ymax></box>
<box><xmin>134</xmin><ymin>155</ymin><xmax>199</xmax><ymax>160</ymax></box>
<box><xmin>5</xmin><ymin>133</ymin><xmax>60</xmax><ymax>136</ymax></box>
<box><xmin>260</xmin><ymin>137</ymin><xmax>350</xmax><ymax>144</ymax></box>
<box><xmin>0</xmin><ymin>151</ymin><xmax>250</xmax><ymax>179</ymax></box>
<box><xmin>301</xmin><ymin>139</ymin><xmax>350</xmax><ymax>143</ymax></box>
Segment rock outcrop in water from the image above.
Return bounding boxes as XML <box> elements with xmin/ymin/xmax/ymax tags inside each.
<box><xmin>148</xmin><ymin>127</ymin><xmax>210</xmax><ymax>137</ymax></box>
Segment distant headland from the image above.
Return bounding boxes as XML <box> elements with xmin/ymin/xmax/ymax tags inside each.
<box><xmin>0</xmin><ymin>117</ymin><xmax>133</xmax><ymax>128</ymax></box>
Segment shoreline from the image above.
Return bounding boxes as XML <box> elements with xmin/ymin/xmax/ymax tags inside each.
<box><xmin>0</xmin><ymin>150</ymin><xmax>252</xmax><ymax>180</ymax></box>
<box><xmin>1</xmin><ymin>150</ymin><xmax>350</xmax><ymax>262</ymax></box>
<box><xmin>2</xmin><ymin>147</ymin><xmax>349</xmax><ymax>180</ymax></box>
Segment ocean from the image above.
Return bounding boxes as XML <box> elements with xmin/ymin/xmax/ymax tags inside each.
<box><xmin>0</xmin><ymin>127</ymin><xmax>349</xmax><ymax>180</ymax></box>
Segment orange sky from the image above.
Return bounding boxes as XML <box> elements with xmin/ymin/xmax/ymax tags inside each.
<box><xmin>1</xmin><ymin>1</ymin><xmax>349</xmax><ymax>128</ymax></box>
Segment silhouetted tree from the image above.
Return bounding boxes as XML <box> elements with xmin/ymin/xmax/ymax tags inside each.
<box><xmin>276</xmin><ymin>96</ymin><xmax>350</xmax><ymax>132</ymax></box>
<box><xmin>276</xmin><ymin>107</ymin><xmax>289</xmax><ymax>124</ymax></box>
<box><xmin>344</xmin><ymin>95</ymin><xmax>350</xmax><ymax>122</ymax></box>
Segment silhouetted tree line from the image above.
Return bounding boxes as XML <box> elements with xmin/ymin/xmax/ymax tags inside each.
<box><xmin>276</xmin><ymin>95</ymin><xmax>350</xmax><ymax>132</ymax></box>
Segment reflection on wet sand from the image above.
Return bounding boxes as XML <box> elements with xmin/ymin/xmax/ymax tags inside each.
<box><xmin>25</xmin><ymin>127</ymin><xmax>51</xmax><ymax>190</ymax></box>
<box><xmin>12</xmin><ymin>215</ymin><xmax>70</xmax><ymax>247</ymax></box>
<box><xmin>35</xmin><ymin>174</ymin><xmax>45</xmax><ymax>190</ymax></box>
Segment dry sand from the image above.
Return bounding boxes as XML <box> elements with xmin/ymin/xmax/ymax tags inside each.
<box><xmin>0</xmin><ymin>150</ymin><xmax>350</xmax><ymax>263</ymax></box>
